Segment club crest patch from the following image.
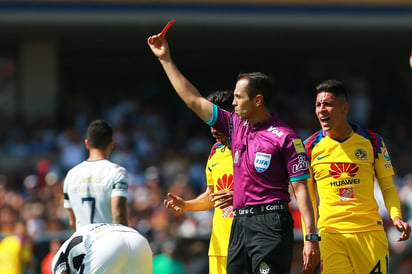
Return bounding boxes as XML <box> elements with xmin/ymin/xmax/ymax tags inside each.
<box><xmin>259</xmin><ymin>261</ymin><xmax>270</xmax><ymax>274</ymax></box>
<box><xmin>254</xmin><ymin>152</ymin><xmax>271</xmax><ymax>173</ymax></box>
<box><xmin>354</xmin><ymin>148</ymin><xmax>367</xmax><ymax>160</ymax></box>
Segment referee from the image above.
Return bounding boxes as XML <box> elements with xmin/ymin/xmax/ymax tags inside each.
<box><xmin>148</xmin><ymin>31</ymin><xmax>320</xmax><ymax>273</ymax></box>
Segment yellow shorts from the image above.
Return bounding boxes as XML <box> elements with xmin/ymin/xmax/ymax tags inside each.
<box><xmin>209</xmin><ymin>255</ymin><xmax>227</xmax><ymax>274</ymax></box>
<box><xmin>320</xmin><ymin>230</ymin><xmax>389</xmax><ymax>274</ymax></box>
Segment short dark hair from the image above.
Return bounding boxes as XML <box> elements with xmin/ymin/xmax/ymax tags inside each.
<box><xmin>315</xmin><ymin>80</ymin><xmax>348</xmax><ymax>101</ymax></box>
<box><xmin>237</xmin><ymin>72</ymin><xmax>273</xmax><ymax>107</ymax></box>
<box><xmin>86</xmin><ymin>120</ymin><xmax>113</xmax><ymax>149</ymax></box>
<box><xmin>206</xmin><ymin>90</ymin><xmax>234</xmax><ymax>112</ymax></box>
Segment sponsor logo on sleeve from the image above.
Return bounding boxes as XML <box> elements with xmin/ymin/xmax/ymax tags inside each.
<box><xmin>292</xmin><ymin>139</ymin><xmax>305</xmax><ymax>153</ymax></box>
<box><xmin>292</xmin><ymin>154</ymin><xmax>308</xmax><ymax>173</ymax></box>
<box><xmin>382</xmin><ymin>146</ymin><xmax>391</xmax><ymax>162</ymax></box>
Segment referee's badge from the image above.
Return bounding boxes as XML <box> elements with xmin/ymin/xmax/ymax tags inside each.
<box><xmin>254</xmin><ymin>152</ymin><xmax>271</xmax><ymax>173</ymax></box>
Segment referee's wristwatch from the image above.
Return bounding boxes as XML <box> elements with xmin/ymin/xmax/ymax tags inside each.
<box><xmin>305</xmin><ymin>234</ymin><xmax>321</xmax><ymax>242</ymax></box>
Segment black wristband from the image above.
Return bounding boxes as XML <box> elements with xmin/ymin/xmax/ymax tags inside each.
<box><xmin>305</xmin><ymin>234</ymin><xmax>321</xmax><ymax>242</ymax></box>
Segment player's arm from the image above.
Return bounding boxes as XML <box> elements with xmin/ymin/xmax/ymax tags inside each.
<box><xmin>291</xmin><ymin>179</ymin><xmax>320</xmax><ymax>272</ymax></box>
<box><xmin>66</xmin><ymin>208</ymin><xmax>76</xmax><ymax>231</ymax></box>
<box><xmin>409</xmin><ymin>50</ymin><xmax>412</xmax><ymax>69</ymax></box>
<box><xmin>111</xmin><ymin>196</ymin><xmax>128</xmax><ymax>226</ymax></box>
<box><xmin>165</xmin><ymin>186</ymin><xmax>214</xmax><ymax>213</ymax></box>
<box><xmin>378</xmin><ymin>176</ymin><xmax>411</xmax><ymax>241</ymax></box>
<box><xmin>147</xmin><ymin>34</ymin><xmax>213</xmax><ymax>122</ymax></box>
<box><xmin>306</xmin><ymin>170</ymin><xmax>319</xmax><ymax>224</ymax></box>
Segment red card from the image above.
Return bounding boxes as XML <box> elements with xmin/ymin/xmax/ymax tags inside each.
<box><xmin>159</xmin><ymin>20</ymin><xmax>175</xmax><ymax>37</ymax></box>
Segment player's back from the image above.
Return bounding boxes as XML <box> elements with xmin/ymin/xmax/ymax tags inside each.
<box><xmin>63</xmin><ymin>159</ymin><xmax>129</xmax><ymax>229</ymax></box>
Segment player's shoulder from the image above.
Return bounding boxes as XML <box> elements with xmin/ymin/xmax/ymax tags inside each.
<box><xmin>208</xmin><ymin>142</ymin><xmax>226</xmax><ymax>159</ymax></box>
<box><xmin>352</xmin><ymin>124</ymin><xmax>384</xmax><ymax>142</ymax></box>
<box><xmin>304</xmin><ymin>129</ymin><xmax>325</xmax><ymax>150</ymax></box>
<box><xmin>303</xmin><ymin>129</ymin><xmax>326</xmax><ymax>161</ymax></box>
<box><xmin>65</xmin><ymin>161</ymin><xmax>86</xmax><ymax>176</ymax></box>
<box><xmin>352</xmin><ymin>124</ymin><xmax>386</xmax><ymax>158</ymax></box>
<box><xmin>102</xmin><ymin>160</ymin><xmax>127</xmax><ymax>171</ymax></box>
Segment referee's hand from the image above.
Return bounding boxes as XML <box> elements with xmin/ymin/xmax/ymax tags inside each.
<box><xmin>302</xmin><ymin>240</ymin><xmax>320</xmax><ymax>273</ymax></box>
<box><xmin>409</xmin><ymin>51</ymin><xmax>412</xmax><ymax>69</ymax></box>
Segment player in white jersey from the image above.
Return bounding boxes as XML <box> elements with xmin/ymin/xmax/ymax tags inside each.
<box><xmin>63</xmin><ymin>120</ymin><xmax>129</xmax><ymax>231</ymax></box>
<box><xmin>52</xmin><ymin>223</ymin><xmax>153</xmax><ymax>274</ymax></box>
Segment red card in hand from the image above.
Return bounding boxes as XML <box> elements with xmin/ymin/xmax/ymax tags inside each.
<box><xmin>159</xmin><ymin>20</ymin><xmax>175</xmax><ymax>37</ymax></box>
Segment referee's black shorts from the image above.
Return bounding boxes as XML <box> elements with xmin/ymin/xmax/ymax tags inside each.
<box><xmin>227</xmin><ymin>203</ymin><xmax>294</xmax><ymax>274</ymax></box>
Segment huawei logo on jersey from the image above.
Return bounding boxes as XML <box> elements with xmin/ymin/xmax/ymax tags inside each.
<box><xmin>217</xmin><ymin>174</ymin><xmax>234</xmax><ymax>218</ymax></box>
<box><xmin>217</xmin><ymin>174</ymin><xmax>234</xmax><ymax>191</ymax></box>
<box><xmin>329</xmin><ymin>163</ymin><xmax>359</xmax><ymax>179</ymax></box>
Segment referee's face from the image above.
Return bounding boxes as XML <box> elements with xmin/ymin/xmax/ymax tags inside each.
<box><xmin>233</xmin><ymin>78</ymin><xmax>253</xmax><ymax>120</ymax></box>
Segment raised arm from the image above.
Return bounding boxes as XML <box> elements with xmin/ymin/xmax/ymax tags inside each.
<box><xmin>147</xmin><ymin>33</ymin><xmax>213</xmax><ymax>122</ymax></box>
<box><xmin>410</xmin><ymin>50</ymin><xmax>412</xmax><ymax>69</ymax></box>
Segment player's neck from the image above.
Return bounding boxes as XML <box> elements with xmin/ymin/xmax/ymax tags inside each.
<box><xmin>249</xmin><ymin>108</ymin><xmax>271</xmax><ymax>126</ymax></box>
<box><xmin>87</xmin><ymin>149</ymin><xmax>108</xmax><ymax>161</ymax></box>
<box><xmin>327</xmin><ymin>124</ymin><xmax>353</xmax><ymax>141</ymax></box>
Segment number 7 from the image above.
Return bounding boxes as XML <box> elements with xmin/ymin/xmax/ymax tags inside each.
<box><xmin>81</xmin><ymin>197</ymin><xmax>96</xmax><ymax>223</ymax></box>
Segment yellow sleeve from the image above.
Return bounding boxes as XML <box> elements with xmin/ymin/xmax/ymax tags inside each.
<box><xmin>378</xmin><ymin>176</ymin><xmax>403</xmax><ymax>220</ymax></box>
<box><xmin>205</xmin><ymin>157</ymin><xmax>213</xmax><ymax>187</ymax></box>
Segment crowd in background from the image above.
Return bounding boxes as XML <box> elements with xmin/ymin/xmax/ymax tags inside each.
<box><xmin>0</xmin><ymin>64</ymin><xmax>411</xmax><ymax>273</ymax></box>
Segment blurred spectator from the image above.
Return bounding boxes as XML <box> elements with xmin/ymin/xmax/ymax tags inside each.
<box><xmin>400</xmin><ymin>174</ymin><xmax>412</xmax><ymax>224</ymax></box>
<box><xmin>153</xmin><ymin>239</ymin><xmax>187</xmax><ymax>274</ymax></box>
<box><xmin>0</xmin><ymin>220</ymin><xmax>34</xmax><ymax>274</ymax></box>
<box><xmin>56</xmin><ymin>127</ymin><xmax>85</xmax><ymax>172</ymax></box>
<box><xmin>40</xmin><ymin>239</ymin><xmax>61</xmax><ymax>274</ymax></box>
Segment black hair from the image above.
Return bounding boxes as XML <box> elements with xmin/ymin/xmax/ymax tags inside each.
<box><xmin>86</xmin><ymin>120</ymin><xmax>113</xmax><ymax>149</ymax></box>
<box><xmin>315</xmin><ymin>79</ymin><xmax>348</xmax><ymax>101</ymax></box>
<box><xmin>206</xmin><ymin>90</ymin><xmax>234</xmax><ymax>112</ymax></box>
<box><xmin>237</xmin><ymin>72</ymin><xmax>273</xmax><ymax>108</ymax></box>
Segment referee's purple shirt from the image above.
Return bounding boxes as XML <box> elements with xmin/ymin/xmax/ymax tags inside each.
<box><xmin>207</xmin><ymin>104</ymin><xmax>310</xmax><ymax>209</ymax></box>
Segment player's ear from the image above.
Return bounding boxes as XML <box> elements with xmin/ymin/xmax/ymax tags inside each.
<box><xmin>254</xmin><ymin>94</ymin><xmax>264</xmax><ymax>107</ymax></box>
<box><xmin>85</xmin><ymin>139</ymin><xmax>90</xmax><ymax>149</ymax></box>
<box><xmin>343</xmin><ymin>102</ymin><xmax>350</xmax><ymax>114</ymax></box>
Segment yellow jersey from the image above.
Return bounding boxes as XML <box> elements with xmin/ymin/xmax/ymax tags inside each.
<box><xmin>304</xmin><ymin>125</ymin><xmax>401</xmax><ymax>233</ymax></box>
<box><xmin>0</xmin><ymin>234</ymin><xmax>30</xmax><ymax>274</ymax></box>
<box><xmin>206</xmin><ymin>142</ymin><xmax>234</xmax><ymax>257</ymax></box>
